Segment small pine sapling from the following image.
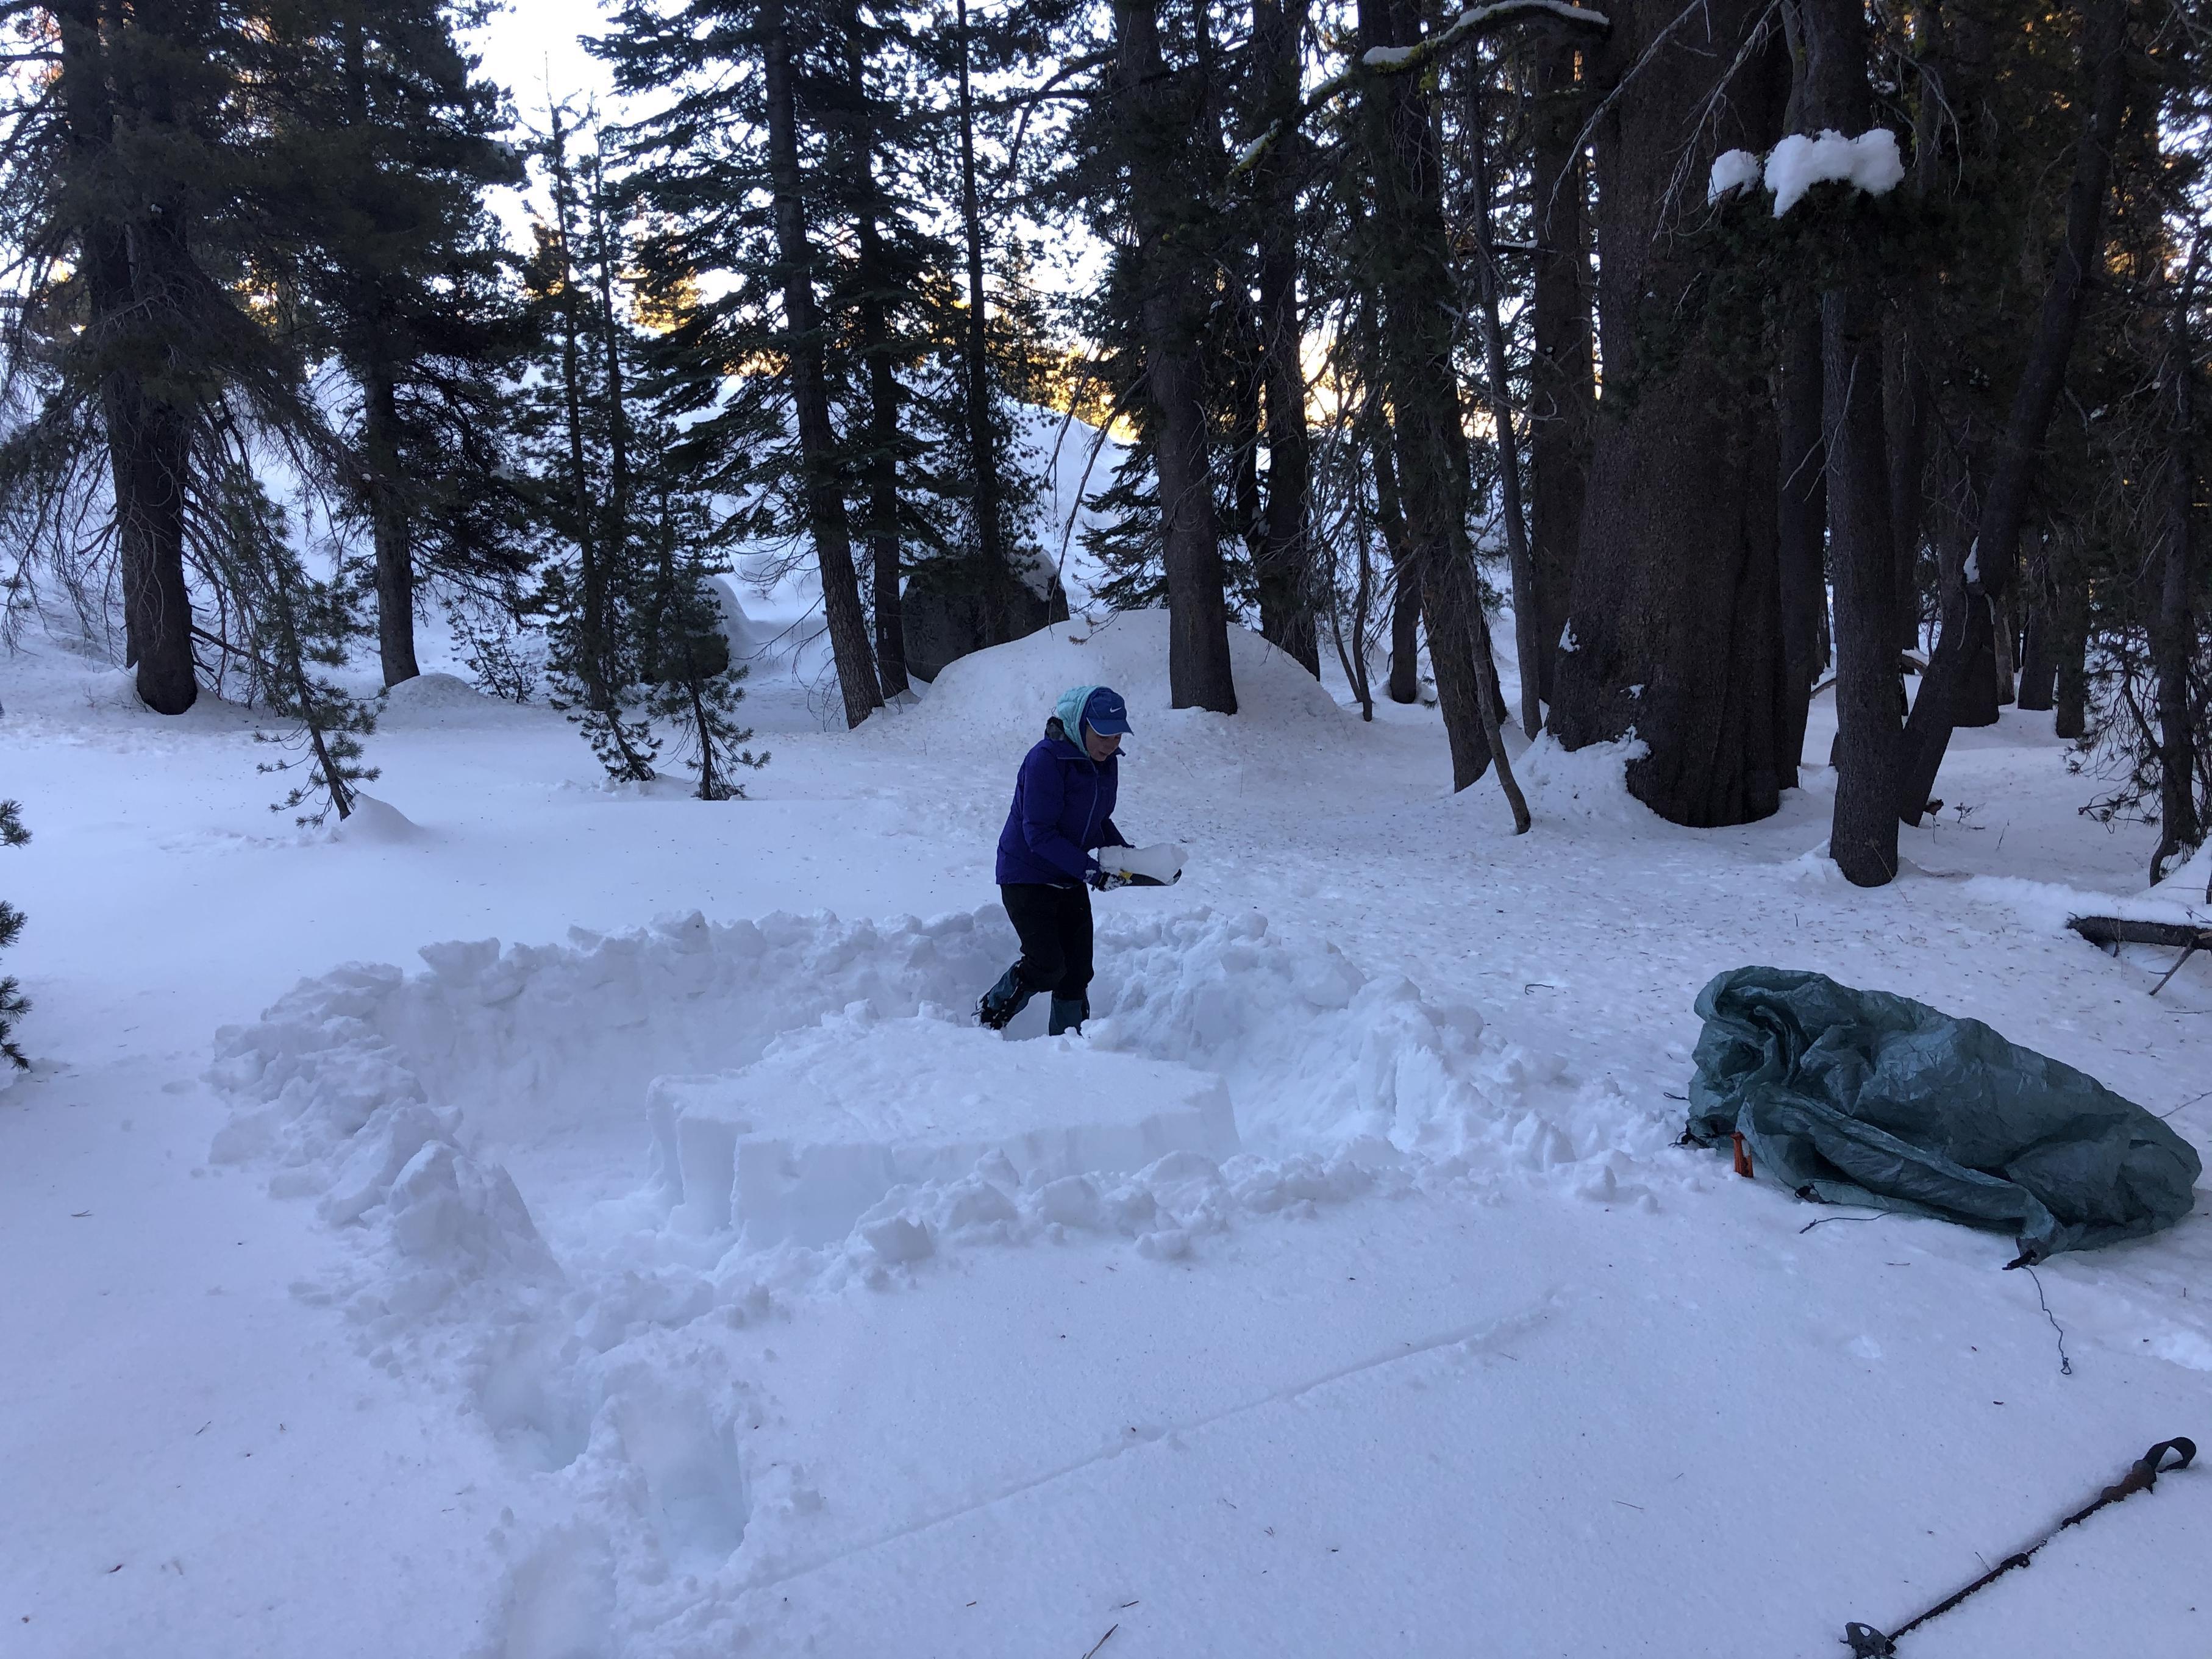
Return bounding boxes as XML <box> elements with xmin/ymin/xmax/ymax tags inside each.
<box><xmin>223</xmin><ymin>480</ymin><xmax>381</xmax><ymax>826</ymax></box>
<box><xmin>544</xmin><ymin>558</ymin><xmax>660</xmax><ymax>782</ymax></box>
<box><xmin>1</xmin><ymin>798</ymin><xmax>29</xmax><ymax>1068</ymax></box>
<box><xmin>641</xmin><ymin>495</ymin><xmax>767</xmax><ymax>801</ymax></box>
<box><xmin>445</xmin><ymin>591</ymin><xmax>540</xmax><ymax>702</ymax></box>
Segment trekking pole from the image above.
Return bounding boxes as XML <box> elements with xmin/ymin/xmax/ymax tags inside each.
<box><xmin>1842</xmin><ymin>1436</ymin><xmax>2196</xmax><ymax>1658</ymax></box>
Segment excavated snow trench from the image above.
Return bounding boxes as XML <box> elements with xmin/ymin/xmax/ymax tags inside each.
<box><xmin>208</xmin><ymin>904</ymin><xmax>1663</xmax><ymax>1643</ymax></box>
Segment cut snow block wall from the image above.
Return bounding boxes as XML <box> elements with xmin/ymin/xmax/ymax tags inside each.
<box><xmin>650</xmin><ymin>1013</ymin><xmax>1241</xmax><ymax>1247</ymax></box>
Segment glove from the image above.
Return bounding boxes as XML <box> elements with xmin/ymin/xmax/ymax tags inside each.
<box><xmin>1088</xmin><ymin>868</ymin><xmax>1130</xmax><ymax>892</ymax></box>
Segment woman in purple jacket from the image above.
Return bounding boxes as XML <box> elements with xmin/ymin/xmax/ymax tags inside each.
<box><xmin>977</xmin><ymin>684</ymin><xmax>1135</xmax><ymax>1035</ymax></box>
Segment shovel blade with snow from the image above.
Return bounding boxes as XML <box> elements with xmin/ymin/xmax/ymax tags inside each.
<box><xmin>1096</xmin><ymin>843</ymin><xmax>1185</xmax><ymax>887</ymax></box>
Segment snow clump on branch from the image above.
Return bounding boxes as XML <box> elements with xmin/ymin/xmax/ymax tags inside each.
<box><xmin>1706</xmin><ymin>148</ymin><xmax>1763</xmax><ymax>201</ymax></box>
<box><xmin>1707</xmin><ymin>129</ymin><xmax>1905</xmax><ymax>216</ymax></box>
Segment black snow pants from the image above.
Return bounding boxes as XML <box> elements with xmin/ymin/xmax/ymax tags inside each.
<box><xmin>1001</xmin><ymin>882</ymin><xmax>1094</xmax><ymax>1002</ymax></box>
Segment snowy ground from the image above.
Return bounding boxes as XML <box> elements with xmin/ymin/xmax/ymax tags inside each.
<box><xmin>4</xmin><ymin>610</ymin><xmax>2209</xmax><ymax>1659</ymax></box>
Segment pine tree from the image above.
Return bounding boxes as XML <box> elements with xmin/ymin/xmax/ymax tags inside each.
<box><xmin>0</xmin><ymin>0</ymin><xmax>321</xmax><ymax>715</ymax></box>
<box><xmin>248</xmin><ymin>0</ymin><xmax>527</xmax><ymax>690</ymax></box>
<box><xmin>640</xmin><ymin>480</ymin><xmax>769</xmax><ymax>800</ymax></box>
<box><xmin>605</xmin><ymin>0</ymin><xmax>885</xmax><ymax>728</ymax></box>
<box><xmin>522</xmin><ymin>110</ymin><xmax>657</xmax><ymax>783</ymax></box>
<box><xmin>1</xmin><ymin>798</ymin><xmax>29</xmax><ymax>1070</ymax></box>
<box><xmin>210</xmin><ymin>465</ymin><xmax>383</xmax><ymax>826</ymax></box>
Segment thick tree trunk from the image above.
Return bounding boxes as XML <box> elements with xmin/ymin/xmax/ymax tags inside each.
<box><xmin>1116</xmin><ymin>0</ymin><xmax>1236</xmax><ymax>714</ymax></box>
<box><xmin>1804</xmin><ymin>0</ymin><xmax>1902</xmax><ymax>885</ymax></box>
<box><xmin>109</xmin><ymin>379</ymin><xmax>198</xmax><ymax>715</ymax></box>
<box><xmin>1252</xmin><ymin>0</ymin><xmax>1319</xmax><ymax>675</ymax></box>
<box><xmin>1777</xmin><ymin>316</ymin><xmax>1825</xmax><ymax>788</ymax></box>
<box><xmin>1357</xmin><ymin>0</ymin><xmax>1514</xmax><ymax>795</ymax></box>
<box><xmin>1549</xmin><ymin>0</ymin><xmax>1787</xmax><ymax>826</ymax></box>
<box><xmin>62</xmin><ymin>0</ymin><xmax>197</xmax><ymax>714</ymax></box>
<box><xmin>1526</xmin><ymin>30</ymin><xmax>1591</xmax><ymax>712</ymax></box>
<box><xmin>2151</xmin><ymin>245</ymin><xmax>2204</xmax><ymax>883</ymax></box>
<box><xmin>1897</xmin><ymin>0</ymin><xmax>2128</xmax><ymax>819</ymax></box>
<box><xmin>1822</xmin><ymin>282</ymin><xmax>1902</xmax><ymax>883</ymax></box>
<box><xmin>764</xmin><ymin>0</ymin><xmax>882</xmax><ymax>726</ymax></box>
<box><xmin>1468</xmin><ymin>63</ymin><xmax>1541</xmax><ymax>738</ymax></box>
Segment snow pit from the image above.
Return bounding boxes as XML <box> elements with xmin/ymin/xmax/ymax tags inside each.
<box><xmin>208</xmin><ymin>899</ymin><xmax>1641</xmax><ymax>1341</ymax></box>
<box><xmin>651</xmin><ymin>1013</ymin><xmax>1240</xmax><ymax>1246</ymax></box>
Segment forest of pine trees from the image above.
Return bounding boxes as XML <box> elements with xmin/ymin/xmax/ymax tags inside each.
<box><xmin>1</xmin><ymin>0</ymin><xmax>2207</xmax><ymax>885</ymax></box>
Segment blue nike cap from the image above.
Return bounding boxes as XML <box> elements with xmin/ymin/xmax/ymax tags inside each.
<box><xmin>1082</xmin><ymin>686</ymin><xmax>1132</xmax><ymax>737</ymax></box>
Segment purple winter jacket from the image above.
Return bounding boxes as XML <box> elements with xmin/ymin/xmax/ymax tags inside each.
<box><xmin>995</xmin><ymin>729</ymin><xmax>1127</xmax><ymax>887</ymax></box>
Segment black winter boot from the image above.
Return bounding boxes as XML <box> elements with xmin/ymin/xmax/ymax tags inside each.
<box><xmin>1047</xmin><ymin>995</ymin><xmax>1088</xmax><ymax>1036</ymax></box>
<box><xmin>978</xmin><ymin>965</ymin><xmax>1032</xmax><ymax>1031</ymax></box>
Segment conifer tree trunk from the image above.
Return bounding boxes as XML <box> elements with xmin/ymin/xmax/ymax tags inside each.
<box><xmin>2052</xmin><ymin>540</ymin><xmax>2090</xmax><ymax>741</ymax></box>
<box><xmin>1252</xmin><ymin>0</ymin><xmax>1318</xmax><ymax>676</ymax></box>
<box><xmin>1115</xmin><ymin>0</ymin><xmax>1236</xmax><ymax>714</ymax></box>
<box><xmin>342</xmin><ymin>13</ymin><xmax>419</xmax><ymax>690</ymax></box>
<box><xmin>1884</xmin><ymin>0</ymin><xmax>1941</xmax><ymax>658</ymax></box>
<box><xmin>1993</xmin><ymin>587</ymin><xmax>2016</xmax><ymax>704</ymax></box>
<box><xmin>1777</xmin><ymin>317</ymin><xmax>1825</xmax><ymax>788</ymax></box>
<box><xmin>1805</xmin><ymin>0</ymin><xmax>1903</xmax><ymax>887</ymax></box>
<box><xmin>1468</xmin><ymin>61</ymin><xmax>1539</xmax><ymax>738</ymax></box>
<box><xmin>1549</xmin><ymin>0</ymin><xmax>1788</xmax><ymax>826</ymax></box>
<box><xmin>955</xmin><ymin>0</ymin><xmax>1016</xmax><ymax>648</ymax></box>
<box><xmin>2151</xmin><ymin>243</ymin><xmax>2204</xmax><ymax>882</ymax></box>
<box><xmin>1355</xmin><ymin>0</ymin><xmax>1503</xmax><ymax>790</ymax></box>
<box><xmin>1365</xmin><ymin>399</ymin><xmax>1422</xmax><ymax>705</ymax></box>
<box><xmin>1527</xmin><ymin>31</ymin><xmax>1591</xmax><ymax>712</ymax></box>
<box><xmin>763</xmin><ymin>0</ymin><xmax>882</xmax><ymax>726</ymax></box>
<box><xmin>2016</xmin><ymin>544</ymin><xmax>2058</xmax><ymax>713</ymax></box>
<box><xmin>1897</xmin><ymin>0</ymin><xmax>2128</xmax><ymax>820</ymax></box>
<box><xmin>848</xmin><ymin>30</ymin><xmax>908</xmax><ymax>697</ymax></box>
<box><xmin>362</xmin><ymin>349</ymin><xmax>420</xmax><ymax>688</ymax></box>
<box><xmin>62</xmin><ymin>0</ymin><xmax>197</xmax><ymax>714</ymax></box>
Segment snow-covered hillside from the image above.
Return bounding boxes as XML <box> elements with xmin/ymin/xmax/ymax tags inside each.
<box><xmin>3</xmin><ymin>612</ymin><xmax>2208</xmax><ymax>1658</ymax></box>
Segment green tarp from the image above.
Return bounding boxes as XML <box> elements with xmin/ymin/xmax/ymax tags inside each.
<box><xmin>1685</xmin><ymin>967</ymin><xmax>2202</xmax><ymax>1263</ymax></box>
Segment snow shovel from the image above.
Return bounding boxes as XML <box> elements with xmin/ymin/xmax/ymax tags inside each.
<box><xmin>1094</xmin><ymin>843</ymin><xmax>1185</xmax><ymax>887</ymax></box>
<box><xmin>1843</xmin><ymin>1436</ymin><xmax>2196</xmax><ymax>1657</ymax></box>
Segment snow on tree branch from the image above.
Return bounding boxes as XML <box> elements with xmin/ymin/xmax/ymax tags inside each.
<box><xmin>1707</xmin><ymin>130</ymin><xmax>1906</xmax><ymax>215</ymax></box>
<box><xmin>1229</xmin><ymin>0</ymin><xmax>1610</xmax><ymax>180</ymax></box>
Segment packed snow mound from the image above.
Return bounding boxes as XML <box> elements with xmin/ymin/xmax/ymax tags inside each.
<box><xmin>705</xmin><ymin>576</ymin><xmax>784</xmax><ymax>664</ymax></box>
<box><xmin>2147</xmin><ymin>842</ymin><xmax>2211</xmax><ymax>908</ymax></box>
<box><xmin>653</xmin><ymin>1013</ymin><xmax>1239</xmax><ymax>1247</ymax></box>
<box><xmin>1514</xmin><ymin>732</ymin><xmax>1656</xmax><ymax>826</ymax></box>
<box><xmin>327</xmin><ymin>793</ymin><xmax>422</xmax><ymax>843</ymax></box>
<box><xmin>906</xmin><ymin>608</ymin><xmax>1346</xmax><ymax>760</ymax></box>
<box><xmin>377</xmin><ymin>671</ymin><xmax>519</xmax><ymax>726</ymax></box>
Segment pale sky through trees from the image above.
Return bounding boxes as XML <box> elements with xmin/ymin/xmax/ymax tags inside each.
<box><xmin>471</xmin><ymin>0</ymin><xmax>616</xmax><ymax>127</ymax></box>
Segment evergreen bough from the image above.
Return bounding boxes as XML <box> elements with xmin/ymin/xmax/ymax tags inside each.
<box><xmin>1</xmin><ymin>799</ymin><xmax>29</xmax><ymax>1070</ymax></box>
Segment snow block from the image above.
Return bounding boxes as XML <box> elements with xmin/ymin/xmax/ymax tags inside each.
<box><xmin>649</xmin><ymin>1015</ymin><xmax>1241</xmax><ymax>1248</ymax></box>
